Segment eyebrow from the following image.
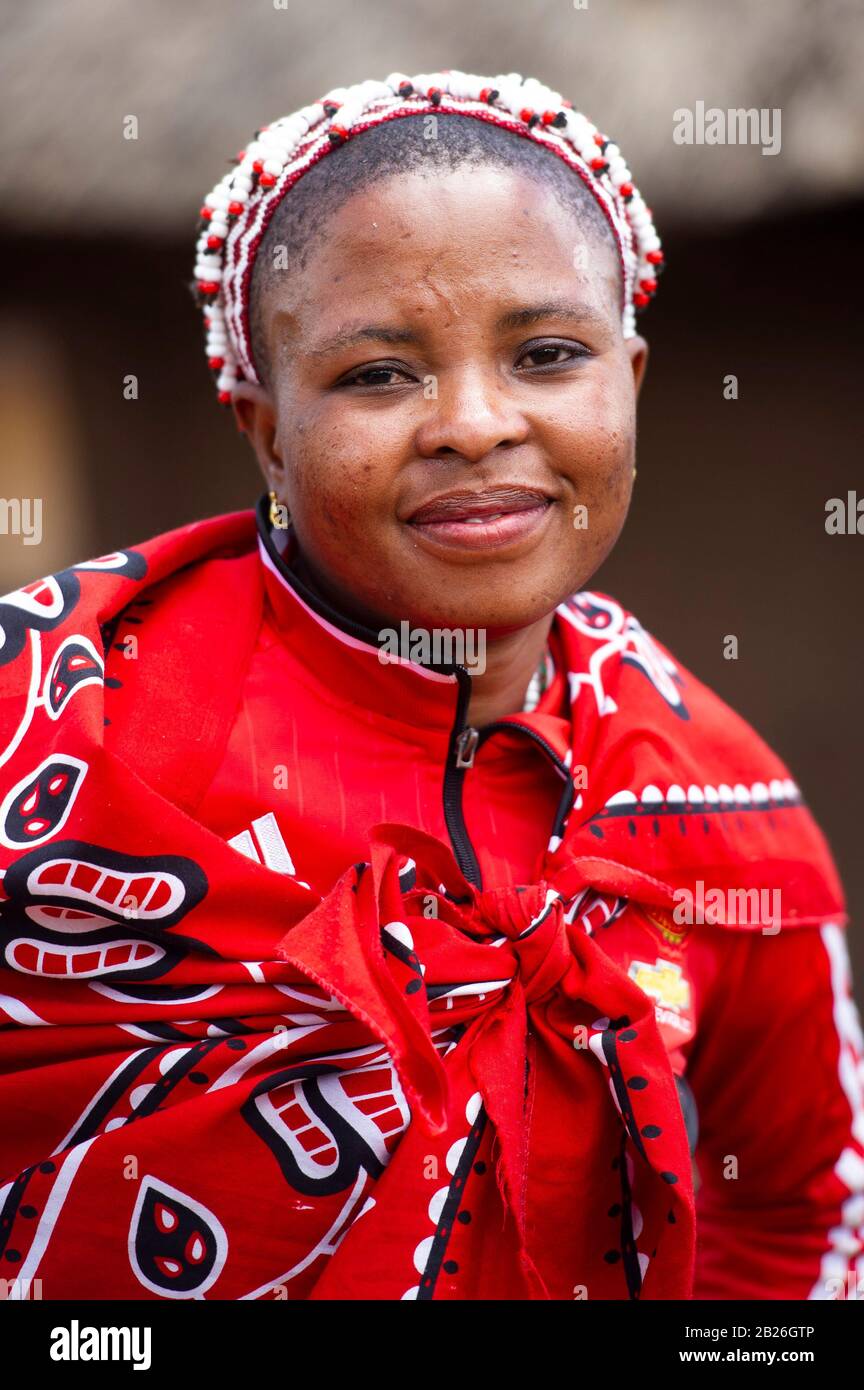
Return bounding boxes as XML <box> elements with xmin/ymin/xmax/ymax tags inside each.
<box><xmin>303</xmin><ymin>298</ymin><xmax>607</xmax><ymax>359</ymax></box>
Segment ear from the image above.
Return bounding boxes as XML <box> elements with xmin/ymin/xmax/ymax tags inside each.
<box><xmin>230</xmin><ymin>381</ymin><xmax>286</xmax><ymax>493</ymax></box>
<box><xmin>625</xmin><ymin>334</ymin><xmax>649</xmax><ymax>401</ymax></box>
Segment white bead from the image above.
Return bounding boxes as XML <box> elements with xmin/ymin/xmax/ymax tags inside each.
<box><xmin>195</xmin><ymin>68</ymin><xmax>662</xmax><ymax>403</ymax></box>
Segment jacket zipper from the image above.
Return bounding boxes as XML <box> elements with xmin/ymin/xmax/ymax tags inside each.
<box><xmin>443</xmin><ymin>707</ymin><xmax>577</xmax><ymax>891</ymax></box>
<box><xmin>475</xmin><ymin>720</ymin><xmax>576</xmax><ymax>842</ymax></box>
<box><xmin>443</xmin><ymin>668</ymin><xmax>484</xmax><ymax>887</ymax></box>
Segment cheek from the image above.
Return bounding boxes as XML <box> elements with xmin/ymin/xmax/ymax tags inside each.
<box><xmin>278</xmin><ymin>412</ymin><xmax>378</xmax><ymax>541</ymax></box>
<box><xmin>551</xmin><ymin>373</ymin><xmax>636</xmax><ymax>494</ymax></box>
<box><xmin>546</xmin><ymin>374</ymin><xmax>635</xmax><ymax>579</ymax></box>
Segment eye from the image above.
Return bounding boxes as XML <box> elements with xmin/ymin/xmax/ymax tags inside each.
<box><xmin>336</xmin><ymin>363</ymin><xmax>414</xmax><ymax>388</ymax></box>
<box><xmin>516</xmin><ymin>340</ymin><xmax>591</xmax><ymax>370</ymax></box>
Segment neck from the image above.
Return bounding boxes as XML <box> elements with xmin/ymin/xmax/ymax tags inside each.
<box><xmin>286</xmin><ymin>539</ymin><xmax>554</xmax><ymax>730</ymax></box>
<box><xmin>464</xmin><ymin>617</ymin><xmax>554</xmax><ymax>727</ymax></box>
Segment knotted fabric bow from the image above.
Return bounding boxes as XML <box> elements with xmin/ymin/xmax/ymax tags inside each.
<box><xmin>276</xmin><ymin>824</ymin><xmax>697</xmax><ymax>1299</ymax></box>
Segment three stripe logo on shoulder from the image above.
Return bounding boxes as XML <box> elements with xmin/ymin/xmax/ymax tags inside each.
<box><xmin>228</xmin><ymin>812</ymin><xmax>308</xmax><ymax>887</ymax></box>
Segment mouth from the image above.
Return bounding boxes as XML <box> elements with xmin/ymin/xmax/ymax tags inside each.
<box><xmin>405</xmin><ymin>486</ymin><xmax>555</xmax><ymax>554</ymax></box>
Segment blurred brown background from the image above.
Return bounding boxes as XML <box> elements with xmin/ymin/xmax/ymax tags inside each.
<box><xmin>1</xmin><ymin>0</ymin><xmax>861</xmax><ymax>983</ymax></box>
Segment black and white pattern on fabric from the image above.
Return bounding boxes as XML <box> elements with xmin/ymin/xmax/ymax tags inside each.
<box><xmin>558</xmin><ymin>591</ymin><xmax>689</xmax><ymax>720</ymax></box>
<box><xmin>44</xmin><ymin>637</ymin><xmax>104</xmax><ymax>718</ymax></box>
<box><xmin>0</xmin><ymin>840</ymin><xmax>210</xmax><ymax>980</ymax></box>
<box><xmin>242</xmin><ymin>1043</ymin><xmax>412</xmax><ymax>1196</ymax></box>
<box><xmin>0</xmin><ymin>755</ymin><xmax>89</xmax><ymax>849</ymax></box>
<box><xmin>128</xmin><ymin>1175</ymin><xmax>228</xmax><ymax>1298</ymax></box>
<box><xmin>0</xmin><ymin>551</ymin><xmax>147</xmax><ymax>670</ymax></box>
<box><xmin>0</xmin><ymin>571</ymin><xmax>82</xmax><ymax>670</ymax></box>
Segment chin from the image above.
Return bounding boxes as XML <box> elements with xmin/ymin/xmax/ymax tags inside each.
<box><xmin>394</xmin><ymin>588</ymin><xmax>566</xmax><ymax>637</ymax></box>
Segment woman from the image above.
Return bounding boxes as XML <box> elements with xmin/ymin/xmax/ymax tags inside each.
<box><xmin>0</xmin><ymin>69</ymin><xmax>861</xmax><ymax>1302</ymax></box>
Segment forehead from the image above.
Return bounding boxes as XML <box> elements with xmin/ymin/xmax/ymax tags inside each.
<box><xmin>261</xmin><ymin>164</ymin><xmax>622</xmax><ymax>342</ymax></box>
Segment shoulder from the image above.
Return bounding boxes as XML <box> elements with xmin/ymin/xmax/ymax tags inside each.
<box><xmin>557</xmin><ymin>586</ymin><xmax>783</xmax><ymax>757</ymax></box>
<box><xmin>0</xmin><ymin>509</ymin><xmax>261</xmax><ymax>774</ymax></box>
<box><xmin>556</xmin><ymin>589</ymin><xmax>846</xmax><ymax>929</ymax></box>
<box><xmin>0</xmin><ymin>508</ymin><xmax>259</xmax><ymax>669</ymax></box>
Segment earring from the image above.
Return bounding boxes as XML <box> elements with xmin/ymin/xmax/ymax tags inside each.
<box><xmin>269</xmin><ymin>489</ymin><xmax>290</xmax><ymax>528</ymax></box>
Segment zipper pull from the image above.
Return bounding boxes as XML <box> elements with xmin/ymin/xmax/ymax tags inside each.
<box><xmin>455</xmin><ymin>726</ymin><xmax>479</xmax><ymax>769</ymax></box>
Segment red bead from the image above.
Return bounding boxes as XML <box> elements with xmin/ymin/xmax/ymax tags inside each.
<box><xmin>208</xmin><ymin>356</ymin><xmax>224</xmax><ymax>371</ymax></box>
<box><xmin>206</xmin><ymin>234</ymin><xmax>223</xmax><ymax>250</ymax></box>
<box><xmin>252</xmin><ymin>159</ymin><xmax>264</xmax><ymax>174</ymax></box>
<box><xmin>593</xmin><ymin>133</ymin><xmax>606</xmax><ymax>147</ymax></box>
<box><xmin>329</xmin><ymin>123</ymin><xmax>348</xmax><ymax>139</ymax></box>
<box><xmin>479</xmin><ymin>86</ymin><xmax>492</xmax><ymax>102</ymax></box>
<box><xmin>198</xmin><ymin>281</ymin><xmax>219</xmax><ymax>295</ymax></box>
<box><xmin>218</xmin><ymin>390</ymin><xmax>231</xmax><ymax>405</ymax></box>
<box><xmin>646</xmin><ymin>250</ymin><xmax>664</xmax><ymax>265</ymax></box>
<box><xmin>199</xmin><ymin>205</ymin><xmax>212</xmax><ymax>220</ymax></box>
<box><xmin>633</xmin><ymin>292</ymin><xmax>650</xmax><ymax>308</ymax></box>
<box><xmin>259</xmin><ymin>173</ymin><xmax>276</xmax><ymax>188</ymax></box>
<box><xmin>639</xmin><ymin>278</ymin><xmax>657</xmax><ymax>293</ymax></box>
<box><xmin>590</xmin><ymin>157</ymin><xmax>608</xmax><ymax>172</ymax></box>
<box><xmin>619</xmin><ymin>182</ymin><xmax>633</xmax><ymax>198</ymax></box>
<box><xmin>228</xmin><ymin>201</ymin><xmax>244</xmax><ymax>217</ymax></box>
<box><xmin>541</xmin><ymin>110</ymin><xmax>556</xmax><ymax>125</ymax></box>
<box><xmin>520</xmin><ymin>107</ymin><xmax>533</xmax><ymax>123</ymax></box>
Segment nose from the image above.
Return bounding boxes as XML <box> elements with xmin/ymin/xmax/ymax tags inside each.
<box><xmin>414</xmin><ymin>365</ymin><xmax>530</xmax><ymax>465</ymax></box>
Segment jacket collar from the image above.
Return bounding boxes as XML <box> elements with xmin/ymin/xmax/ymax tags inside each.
<box><xmin>254</xmin><ymin>492</ymin><xmax>573</xmax><ymax>755</ymax></box>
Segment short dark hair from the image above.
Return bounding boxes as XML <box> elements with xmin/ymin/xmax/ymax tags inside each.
<box><xmin>248</xmin><ymin>112</ymin><xmax>619</xmax><ymax>388</ymax></box>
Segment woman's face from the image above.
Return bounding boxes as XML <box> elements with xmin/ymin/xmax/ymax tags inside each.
<box><xmin>234</xmin><ymin>163</ymin><xmax>648</xmax><ymax>635</ymax></box>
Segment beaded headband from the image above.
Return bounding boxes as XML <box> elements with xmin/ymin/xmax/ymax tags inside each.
<box><xmin>194</xmin><ymin>70</ymin><xmax>664</xmax><ymax>405</ymax></box>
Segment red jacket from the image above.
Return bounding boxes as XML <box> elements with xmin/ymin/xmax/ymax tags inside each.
<box><xmin>0</xmin><ymin>495</ymin><xmax>860</xmax><ymax>1300</ymax></box>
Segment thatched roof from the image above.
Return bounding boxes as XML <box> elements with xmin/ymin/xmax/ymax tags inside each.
<box><xmin>2</xmin><ymin>0</ymin><xmax>862</xmax><ymax>235</ymax></box>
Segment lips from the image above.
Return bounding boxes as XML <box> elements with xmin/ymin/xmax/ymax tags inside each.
<box><xmin>407</xmin><ymin>486</ymin><xmax>551</xmax><ymax>525</ymax></box>
<box><xmin>406</xmin><ymin>486</ymin><xmax>554</xmax><ymax>554</ymax></box>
